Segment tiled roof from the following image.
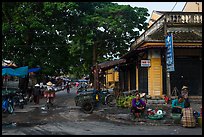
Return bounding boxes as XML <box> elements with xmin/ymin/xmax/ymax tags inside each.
<box><xmin>98</xmin><ymin>59</ymin><xmax>126</xmax><ymax>70</ymax></box>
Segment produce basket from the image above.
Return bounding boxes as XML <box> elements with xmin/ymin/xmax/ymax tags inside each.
<box><xmin>148</xmin><ymin>114</ymin><xmax>164</xmax><ymax>120</ymax></box>
<box><xmin>147</xmin><ymin>109</ymin><xmax>166</xmax><ymax>120</ymax></box>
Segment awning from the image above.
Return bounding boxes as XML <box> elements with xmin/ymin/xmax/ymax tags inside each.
<box><xmin>2</xmin><ymin>66</ymin><xmax>28</xmax><ymax>78</ymax></box>
<box><xmin>28</xmin><ymin>67</ymin><xmax>41</xmax><ymax>73</ymax></box>
<box><xmin>97</xmin><ymin>59</ymin><xmax>126</xmax><ymax>70</ymax></box>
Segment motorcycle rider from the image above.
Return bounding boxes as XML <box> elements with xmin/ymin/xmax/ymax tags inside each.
<box><xmin>44</xmin><ymin>81</ymin><xmax>55</xmax><ymax>106</ymax></box>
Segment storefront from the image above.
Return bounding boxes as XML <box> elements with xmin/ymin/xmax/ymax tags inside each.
<box><xmin>120</xmin><ymin>12</ymin><xmax>202</xmax><ymax>97</ymax></box>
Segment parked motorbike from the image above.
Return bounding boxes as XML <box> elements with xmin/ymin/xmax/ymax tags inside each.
<box><xmin>2</xmin><ymin>95</ymin><xmax>14</xmax><ymax>114</ymax></box>
<box><xmin>75</xmin><ymin>89</ymin><xmax>114</xmax><ymax>114</ymax></box>
<box><xmin>13</xmin><ymin>92</ymin><xmax>25</xmax><ymax>109</ymax></box>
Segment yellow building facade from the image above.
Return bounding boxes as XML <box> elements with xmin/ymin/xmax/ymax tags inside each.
<box><xmin>105</xmin><ymin>69</ymin><xmax>119</xmax><ymax>88</ymax></box>
<box><xmin>120</xmin><ymin>8</ymin><xmax>202</xmax><ymax>97</ymax></box>
<box><xmin>103</xmin><ymin>2</ymin><xmax>202</xmax><ymax>97</ymax></box>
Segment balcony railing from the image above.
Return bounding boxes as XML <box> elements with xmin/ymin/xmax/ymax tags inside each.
<box><xmin>165</xmin><ymin>12</ymin><xmax>202</xmax><ymax>24</ymax></box>
<box><xmin>132</xmin><ymin>12</ymin><xmax>202</xmax><ymax>48</ymax></box>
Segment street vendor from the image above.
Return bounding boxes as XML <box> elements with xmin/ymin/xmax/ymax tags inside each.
<box><xmin>181</xmin><ymin>86</ymin><xmax>190</xmax><ymax>108</ymax></box>
<box><xmin>171</xmin><ymin>95</ymin><xmax>185</xmax><ymax>114</ymax></box>
<box><xmin>131</xmin><ymin>92</ymin><xmax>146</xmax><ymax>118</ymax></box>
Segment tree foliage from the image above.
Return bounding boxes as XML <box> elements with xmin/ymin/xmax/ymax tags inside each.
<box><xmin>2</xmin><ymin>2</ymin><xmax>149</xmax><ymax>78</ymax></box>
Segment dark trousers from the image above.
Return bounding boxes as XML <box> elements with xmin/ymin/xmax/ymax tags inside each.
<box><xmin>172</xmin><ymin>107</ymin><xmax>182</xmax><ymax>114</ymax></box>
<box><xmin>34</xmin><ymin>96</ymin><xmax>40</xmax><ymax>104</ymax></box>
<box><xmin>131</xmin><ymin>107</ymin><xmax>145</xmax><ymax>117</ymax></box>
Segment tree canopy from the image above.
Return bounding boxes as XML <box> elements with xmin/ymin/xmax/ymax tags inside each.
<box><xmin>2</xmin><ymin>2</ymin><xmax>149</xmax><ymax>78</ymax></box>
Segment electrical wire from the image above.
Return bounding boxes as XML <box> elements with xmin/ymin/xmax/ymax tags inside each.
<box><xmin>171</xmin><ymin>2</ymin><xmax>177</xmax><ymax>11</ymax></box>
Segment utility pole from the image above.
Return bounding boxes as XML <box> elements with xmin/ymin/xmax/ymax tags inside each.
<box><xmin>164</xmin><ymin>20</ymin><xmax>171</xmax><ymax>97</ymax></box>
<box><xmin>96</xmin><ymin>63</ymin><xmax>100</xmax><ymax>90</ymax></box>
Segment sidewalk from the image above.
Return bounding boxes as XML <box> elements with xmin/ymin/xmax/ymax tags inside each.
<box><xmin>94</xmin><ymin>101</ymin><xmax>202</xmax><ymax>127</ymax></box>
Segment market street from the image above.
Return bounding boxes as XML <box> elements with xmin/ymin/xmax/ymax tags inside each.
<box><xmin>2</xmin><ymin>87</ymin><xmax>202</xmax><ymax>135</ymax></box>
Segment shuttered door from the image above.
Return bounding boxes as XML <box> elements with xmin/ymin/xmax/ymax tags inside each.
<box><xmin>170</xmin><ymin>57</ymin><xmax>202</xmax><ymax>96</ymax></box>
<box><xmin>119</xmin><ymin>68</ymin><xmax>125</xmax><ymax>90</ymax></box>
<box><xmin>138</xmin><ymin>66</ymin><xmax>148</xmax><ymax>93</ymax></box>
<box><xmin>148</xmin><ymin>58</ymin><xmax>163</xmax><ymax>96</ymax></box>
<box><xmin>124</xmin><ymin>69</ymin><xmax>128</xmax><ymax>91</ymax></box>
<box><xmin>130</xmin><ymin>64</ymin><xmax>136</xmax><ymax>90</ymax></box>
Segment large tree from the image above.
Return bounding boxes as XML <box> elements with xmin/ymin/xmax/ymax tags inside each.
<box><xmin>65</xmin><ymin>2</ymin><xmax>149</xmax><ymax>78</ymax></box>
<box><xmin>2</xmin><ymin>2</ymin><xmax>149</xmax><ymax>78</ymax></box>
<box><xmin>2</xmin><ymin>2</ymin><xmax>79</xmax><ymax>75</ymax></box>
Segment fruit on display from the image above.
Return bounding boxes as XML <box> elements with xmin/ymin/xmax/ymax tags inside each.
<box><xmin>116</xmin><ymin>95</ymin><xmax>135</xmax><ymax>108</ymax></box>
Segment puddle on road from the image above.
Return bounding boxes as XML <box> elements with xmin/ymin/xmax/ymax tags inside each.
<box><xmin>2</xmin><ymin>122</ymin><xmax>17</xmax><ymax>128</ymax></box>
<box><xmin>2</xmin><ymin>104</ymin><xmax>82</xmax><ymax>129</ymax></box>
<box><xmin>2</xmin><ymin>121</ymin><xmax>47</xmax><ymax>128</ymax></box>
<box><xmin>41</xmin><ymin>111</ymin><xmax>48</xmax><ymax>114</ymax></box>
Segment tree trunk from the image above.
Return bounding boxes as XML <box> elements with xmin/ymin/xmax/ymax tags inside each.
<box><xmin>92</xmin><ymin>42</ymin><xmax>100</xmax><ymax>90</ymax></box>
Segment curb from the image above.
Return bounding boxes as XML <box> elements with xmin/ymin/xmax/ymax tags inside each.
<box><xmin>94</xmin><ymin>109</ymin><xmax>182</xmax><ymax>126</ymax></box>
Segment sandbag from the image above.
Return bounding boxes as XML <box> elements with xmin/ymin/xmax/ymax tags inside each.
<box><xmin>181</xmin><ymin>108</ymin><xmax>196</xmax><ymax>127</ymax></box>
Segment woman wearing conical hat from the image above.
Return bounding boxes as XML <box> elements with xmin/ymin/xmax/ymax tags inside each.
<box><xmin>181</xmin><ymin>86</ymin><xmax>189</xmax><ymax>97</ymax></box>
<box><xmin>44</xmin><ymin>81</ymin><xmax>55</xmax><ymax>107</ymax></box>
<box><xmin>46</xmin><ymin>81</ymin><xmax>53</xmax><ymax>90</ymax></box>
<box><xmin>33</xmin><ymin>84</ymin><xmax>41</xmax><ymax>105</ymax></box>
<box><xmin>181</xmin><ymin>86</ymin><xmax>190</xmax><ymax>108</ymax></box>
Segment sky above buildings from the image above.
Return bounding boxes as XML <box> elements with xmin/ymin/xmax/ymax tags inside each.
<box><xmin>114</xmin><ymin>2</ymin><xmax>186</xmax><ymax>22</ymax></box>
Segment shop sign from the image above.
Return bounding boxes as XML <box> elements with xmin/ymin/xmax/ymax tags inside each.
<box><xmin>165</xmin><ymin>33</ymin><xmax>175</xmax><ymax>72</ymax></box>
<box><xmin>141</xmin><ymin>60</ymin><xmax>151</xmax><ymax>67</ymax></box>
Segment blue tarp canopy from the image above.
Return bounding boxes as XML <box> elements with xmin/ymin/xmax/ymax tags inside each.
<box><xmin>2</xmin><ymin>66</ymin><xmax>28</xmax><ymax>78</ymax></box>
<box><xmin>28</xmin><ymin>67</ymin><xmax>41</xmax><ymax>73</ymax></box>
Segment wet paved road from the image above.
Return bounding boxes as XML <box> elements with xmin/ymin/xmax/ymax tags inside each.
<box><xmin>2</xmin><ymin>87</ymin><xmax>202</xmax><ymax>135</ymax></box>
<box><xmin>2</xmin><ymin>120</ymin><xmax>202</xmax><ymax>135</ymax></box>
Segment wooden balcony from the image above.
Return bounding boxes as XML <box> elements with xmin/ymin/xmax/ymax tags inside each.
<box><xmin>132</xmin><ymin>12</ymin><xmax>202</xmax><ymax>49</ymax></box>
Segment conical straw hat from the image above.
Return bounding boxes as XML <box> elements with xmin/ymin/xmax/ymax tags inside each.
<box><xmin>182</xmin><ymin>86</ymin><xmax>188</xmax><ymax>90</ymax></box>
<box><xmin>47</xmin><ymin>81</ymin><xmax>53</xmax><ymax>86</ymax></box>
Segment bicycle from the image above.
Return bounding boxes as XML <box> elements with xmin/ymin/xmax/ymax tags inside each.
<box><xmin>104</xmin><ymin>89</ymin><xmax>124</xmax><ymax>107</ymax></box>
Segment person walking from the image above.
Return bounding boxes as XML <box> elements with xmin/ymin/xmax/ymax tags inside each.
<box><xmin>66</xmin><ymin>82</ymin><xmax>70</xmax><ymax>93</ymax></box>
<box><xmin>33</xmin><ymin>84</ymin><xmax>41</xmax><ymax>105</ymax></box>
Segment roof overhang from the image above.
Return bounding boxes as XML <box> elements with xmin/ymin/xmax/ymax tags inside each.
<box><xmin>97</xmin><ymin>59</ymin><xmax>126</xmax><ymax>71</ymax></box>
<box><xmin>121</xmin><ymin>42</ymin><xmax>202</xmax><ymax>59</ymax></box>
